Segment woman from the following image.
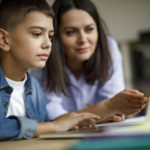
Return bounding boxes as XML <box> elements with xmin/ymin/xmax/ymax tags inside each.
<box><xmin>32</xmin><ymin>0</ymin><xmax>147</xmax><ymax>123</ymax></box>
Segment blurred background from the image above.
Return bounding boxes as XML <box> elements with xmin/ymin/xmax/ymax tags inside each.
<box><xmin>47</xmin><ymin>0</ymin><xmax>150</xmax><ymax>95</ymax></box>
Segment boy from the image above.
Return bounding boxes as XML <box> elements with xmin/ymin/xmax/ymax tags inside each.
<box><xmin>0</xmin><ymin>0</ymin><xmax>99</xmax><ymax>141</ymax></box>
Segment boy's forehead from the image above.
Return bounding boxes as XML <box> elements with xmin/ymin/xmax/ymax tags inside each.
<box><xmin>24</xmin><ymin>11</ymin><xmax>53</xmax><ymax>22</ymax></box>
<box><xmin>20</xmin><ymin>11</ymin><xmax>53</xmax><ymax>30</ymax></box>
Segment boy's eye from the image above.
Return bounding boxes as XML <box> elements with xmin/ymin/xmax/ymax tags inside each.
<box><xmin>49</xmin><ymin>35</ymin><xmax>53</xmax><ymax>41</ymax></box>
<box><xmin>32</xmin><ymin>32</ymin><xmax>41</xmax><ymax>37</ymax></box>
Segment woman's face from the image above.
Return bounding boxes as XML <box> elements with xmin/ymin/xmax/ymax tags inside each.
<box><xmin>59</xmin><ymin>9</ymin><xmax>98</xmax><ymax>64</ymax></box>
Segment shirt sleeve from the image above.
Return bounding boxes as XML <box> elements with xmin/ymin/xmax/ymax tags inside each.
<box><xmin>0</xmin><ymin>116</ymin><xmax>38</xmax><ymax>141</ymax></box>
<box><xmin>15</xmin><ymin>116</ymin><xmax>38</xmax><ymax>140</ymax></box>
<box><xmin>96</xmin><ymin>37</ymin><xmax>125</xmax><ymax>101</ymax></box>
<box><xmin>46</xmin><ymin>92</ymin><xmax>68</xmax><ymax>120</ymax></box>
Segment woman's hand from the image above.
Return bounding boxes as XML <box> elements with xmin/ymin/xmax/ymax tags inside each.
<box><xmin>109</xmin><ymin>88</ymin><xmax>148</xmax><ymax>116</ymax></box>
<box><xmin>97</xmin><ymin>114</ymin><xmax>125</xmax><ymax>123</ymax></box>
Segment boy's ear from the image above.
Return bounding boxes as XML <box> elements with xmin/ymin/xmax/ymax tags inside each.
<box><xmin>0</xmin><ymin>28</ymin><xmax>10</xmax><ymax>51</ymax></box>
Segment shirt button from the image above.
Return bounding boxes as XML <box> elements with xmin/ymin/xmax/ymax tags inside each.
<box><xmin>6</xmin><ymin>87</ymin><xmax>12</xmax><ymax>93</ymax></box>
<box><xmin>4</xmin><ymin>103</ymin><xmax>8</xmax><ymax>107</ymax></box>
<box><xmin>26</xmin><ymin>88</ymin><xmax>31</xmax><ymax>93</ymax></box>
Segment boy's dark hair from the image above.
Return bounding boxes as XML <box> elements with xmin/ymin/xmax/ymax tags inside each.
<box><xmin>0</xmin><ymin>0</ymin><xmax>54</xmax><ymax>31</ymax></box>
<box><xmin>0</xmin><ymin>0</ymin><xmax>67</xmax><ymax>94</ymax></box>
<box><xmin>45</xmin><ymin>0</ymin><xmax>112</xmax><ymax>93</ymax></box>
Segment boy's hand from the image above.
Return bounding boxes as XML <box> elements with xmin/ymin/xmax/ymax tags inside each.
<box><xmin>52</xmin><ymin>112</ymin><xmax>100</xmax><ymax>132</ymax></box>
<box><xmin>109</xmin><ymin>89</ymin><xmax>148</xmax><ymax>116</ymax></box>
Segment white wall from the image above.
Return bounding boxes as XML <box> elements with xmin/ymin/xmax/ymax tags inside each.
<box><xmin>92</xmin><ymin>0</ymin><xmax>150</xmax><ymax>42</ymax></box>
<box><xmin>47</xmin><ymin>0</ymin><xmax>150</xmax><ymax>42</ymax></box>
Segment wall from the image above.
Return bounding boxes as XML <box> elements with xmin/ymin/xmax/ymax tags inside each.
<box><xmin>47</xmin><ymin>0</ymin><xmax>150</xmax><ymax>42</ymax></box>
<box><xmin>92</xmin><ymin>0</ymin><xmax>150</xmax><ymax>42</ymax></box>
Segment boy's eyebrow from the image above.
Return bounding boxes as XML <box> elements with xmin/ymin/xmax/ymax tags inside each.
<box><xmin>29</xmin><ymin>26</ymin><xmax>54</xmax><ymax>33</ymax></box>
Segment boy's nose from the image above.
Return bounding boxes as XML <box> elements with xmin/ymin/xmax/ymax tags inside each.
<box><xmin>42</xmin><ymin>37</ymin><xmax>52</xmax><ymax>49</ymax></box>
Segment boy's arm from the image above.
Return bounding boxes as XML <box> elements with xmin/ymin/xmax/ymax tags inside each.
<box><xmin>0</xmin><ymin>112</ymin><xmax>100</xmax><ymax>140</ymax></box>
<box><xmin>34</xmin><ymin>112</ymin><xmax>100</xmax><ymax>137</ymax></box>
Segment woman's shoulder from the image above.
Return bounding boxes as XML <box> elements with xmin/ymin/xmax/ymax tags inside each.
<box><xmin>107</xmin><ymin>36</ymin><xmax>118</xmax><ymax>48</ymax></box>
<box><xmin>107</xmin><ymin>36</ymin><xmax>122</xmax><ymax>59</ymax></box>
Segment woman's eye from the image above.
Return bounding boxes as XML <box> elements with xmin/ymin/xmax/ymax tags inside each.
<box><xmin>86</xmin><ymin>27</ymin><xmax>94</xmax><ymax>32</ymax></box>
<box><xmin>66</xmin><ymin>30</ymin><xmax>76</xmax><ymax>36</ymax></box>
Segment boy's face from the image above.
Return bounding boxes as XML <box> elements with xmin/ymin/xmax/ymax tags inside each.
<box><xmin>7</xmin><ymin>11</ymin><xmax>54</xmax><ymax>69</ymax></box>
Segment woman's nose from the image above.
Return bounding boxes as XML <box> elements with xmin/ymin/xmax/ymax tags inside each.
<box><xmin>78</xmin><ymin>31</ymin><xmax>87</xmax><ymax>44</ymax></box>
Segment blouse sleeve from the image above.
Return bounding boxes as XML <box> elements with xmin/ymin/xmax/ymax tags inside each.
<box><xmin>46</xmin><ymin>92</ymin><xmax>68</xmax><ymax>120</ymax></box>
<box><xmin>96</xmin><ymin>37</ymin><xmax>125</xmax><ymax>102</ymax></box>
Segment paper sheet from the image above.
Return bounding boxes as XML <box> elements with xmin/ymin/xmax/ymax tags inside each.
<box><xmin>97</xmin><ymin>116</ymin><xmax>146</xmax><ymax>127</ymax></box>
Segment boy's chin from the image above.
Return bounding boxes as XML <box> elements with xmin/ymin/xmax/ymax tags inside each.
<box><xmin>34</xmin><ymin>63</ymin><xmax>46</xmax><ymax>69</ymax></box>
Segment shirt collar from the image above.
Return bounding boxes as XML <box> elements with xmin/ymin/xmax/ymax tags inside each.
<box><xmin>0</xmin><ymin>66</ymin><xmax>9</xmax><ymax>89</ymax></box>
<box><xmin>0</xmin><ymin>66</ymin><xmax>32</xmax><ymax>94</ymax></box>
<box><xmin>66</xmin><ymin>67</ymin><xmax>85</xmax><ymax>86</ymax></box>
<box><xmin>24</xmin><ymin>72</ymin><xmax>32</xmax><ymax>94</ymax></box>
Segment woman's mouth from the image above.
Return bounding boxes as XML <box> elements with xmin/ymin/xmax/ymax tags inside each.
<box><xmin>76</xmin><ymin>47</ymin><xmax>88</xmax><ymax>53</ymax></box>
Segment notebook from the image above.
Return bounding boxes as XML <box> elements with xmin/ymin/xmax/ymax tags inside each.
<box><xmin>39</xmin><ymin>98</ymin><xmax>150</xmax><ymax>139</ymax></box>
<box><xmin>71</xmin><ymin>135</ymin><xmax>150</xmax><ymax>150</ymax></box>
<box><xmin>71</xmin><ymin>101</ymin><xmax>150</xmax><ymax>150</ymax></box>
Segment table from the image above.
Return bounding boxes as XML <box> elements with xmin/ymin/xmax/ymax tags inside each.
<box><xmin>0</xmin><ymin>138</ymin><xmax>79</xmax><ymax>150</ymax></box>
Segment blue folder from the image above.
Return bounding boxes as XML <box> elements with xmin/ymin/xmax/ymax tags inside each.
<box><xmin>71</xmin><ymin>135</ymin><xmax>150</xmax><ymax>150</ymax></box>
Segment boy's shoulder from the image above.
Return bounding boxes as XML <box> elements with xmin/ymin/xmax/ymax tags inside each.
<box><xmin>27</xmin><ymin>72</ymin><xmax>40</xmax><ymax>84</ymax></box>
<box><xmin>26</xmin><ymin>72</ymin><xmax>44</xmax><ymax>94</ymax></box>
<box><xmin>25</xmin><ymin>72</ymin><xmax>41</xmax><ymax>89</ymax></box>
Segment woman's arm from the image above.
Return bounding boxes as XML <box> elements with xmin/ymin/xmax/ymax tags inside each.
<box><xmin>78</xmin><ymin>89</ymin><xmax>148</xmax><ymax>121</ymax></box>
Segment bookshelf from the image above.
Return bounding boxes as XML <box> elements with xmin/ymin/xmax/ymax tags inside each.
<box><xmin>120</xmin><ymin>31</ymin><xmax>150</xmax><ymax>96</ymax></box>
